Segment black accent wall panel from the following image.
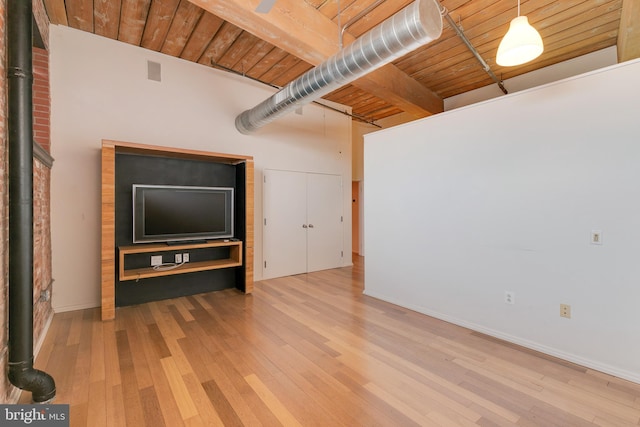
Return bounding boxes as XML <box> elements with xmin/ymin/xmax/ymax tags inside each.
<box><xmin>114</xmin><ymin>152</ymin><xmax>244</xmax><ymax>307</ymax></box>
<box><xmin>115</xmin><ymin>269</ymin><xmax>237</xmax><ymax>306</ymax></box>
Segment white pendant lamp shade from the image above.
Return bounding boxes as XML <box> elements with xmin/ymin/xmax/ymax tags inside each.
<box><xmin>496</xmin><ymin>15</ymin><xmax>544</xmax><ymax>66</ymax></box>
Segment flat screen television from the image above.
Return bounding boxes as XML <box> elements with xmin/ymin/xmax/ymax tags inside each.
<box><xmin>132</xmin><ymin>184</ymin><xmax>234</xmax><ymax>244</ymax></box>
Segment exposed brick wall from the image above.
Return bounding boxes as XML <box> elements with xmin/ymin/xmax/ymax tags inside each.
<box><xmin>32</xmin><ymin>37</ymin><xmax>53</xmax><ymax>371</ymax></box>
<box><xmin>33</xmin><ymin>48</ymin><xmax>50</xmax><ymax>153</ymax></box>
<box><xmin>1</xmin><ymin>1</ymin><xmax>53</xmax><ymax>403</ymax></box>
<box><xmin>33</xmin><ymin>158</ymin><xmax>52</xmax><ymax>349</ymax></box>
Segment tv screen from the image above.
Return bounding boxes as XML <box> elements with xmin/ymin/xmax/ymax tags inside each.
<box><xmin>133</xmin><ymin>184</ymin><xmax>234</xmax><ymax>243</ymax></box>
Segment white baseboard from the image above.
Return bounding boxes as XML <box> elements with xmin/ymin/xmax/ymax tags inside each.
<box><xmin>363</xmin><ymin>290</ymin><xmax>640</xmax><ymax>385</ymax></box>
<box><xmin>52</xmin><ymin>301</ymin><xmax>100</xmax><ymax>313</ymax></box>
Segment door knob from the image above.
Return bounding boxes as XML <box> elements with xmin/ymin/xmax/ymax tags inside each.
<box><xmin>302</xmin><ymin>224</ymin><xmax>308</xmax><ymax>228</ymax></box>
<box><xmin>308</xmin><ymin>224</ymin><xmax>314</xmax><ymax>228</ymax></box>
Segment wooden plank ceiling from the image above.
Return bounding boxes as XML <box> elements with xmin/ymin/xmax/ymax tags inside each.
<box><xmin>44</xmin><ymin>0</ymin><xmax>634</xmax><ymax>124</ymax></box>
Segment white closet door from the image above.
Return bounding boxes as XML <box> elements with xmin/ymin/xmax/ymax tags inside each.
<box><xmin>307</xmin><ymin>173</ymin><xmax>343</xmax><ymax>273</ymax></box>
<box><xmin>263</xmin><ymin>170</ymin><xmax>308</xmax><ymax>279</ymax></box>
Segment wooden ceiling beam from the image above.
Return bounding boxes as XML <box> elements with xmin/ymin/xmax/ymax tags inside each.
<box><xmin>65</xmin><ymin>0</ymin><xmax>94</xmax><ymax>32</ymax></box>
<box><xmin>618</xmin><ymin>0</ymin><xmax>640</xmax><ymax>62</ymax></box>
<box><xmin>187</xmin><ymin>0</ymin><xmax>443</xmax><ymax>117</ymax></box>
<box><xmin>94</xmin><ymin>0</ymin><xmax>121</xmax><ymax>40</ymax></box>
<box><xmin>43</xmin><ymin>0</ymin><xmax>69</xmax><ymax>25</ymax></box>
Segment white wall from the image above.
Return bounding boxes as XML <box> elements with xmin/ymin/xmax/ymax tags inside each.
<box><xmin>50</xmin><ymin>26</ymin><xmax>352</xmax><ymax>312</ymax></box>
<box><xmin>352</xmin><ymin>49</ymin><xmax>617</xmax><ymax>257</ymax></box>
<box><xmin>364</xmin><ymin>59</ymin><xmax>640</xmax><ymax>383</ymax></box>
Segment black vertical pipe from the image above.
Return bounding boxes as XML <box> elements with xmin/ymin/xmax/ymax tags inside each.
<box><xmin>7</xmin><ymin>0</ymin><xmax>56</xmax><ymax>402</ymax></box>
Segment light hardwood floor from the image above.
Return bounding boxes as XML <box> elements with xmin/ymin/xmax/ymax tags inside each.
<box><xmin>23</xmin><ymin>256</ymin><xmax>640</xmax><ymax>426</ymax></box>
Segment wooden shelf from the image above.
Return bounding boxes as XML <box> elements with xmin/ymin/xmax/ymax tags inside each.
<box><xmin>119</xmin><ymin>241</ymin><xmax>242</xmax><ymax>281</ymax></box>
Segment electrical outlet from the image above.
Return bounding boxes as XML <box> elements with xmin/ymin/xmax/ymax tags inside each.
<box><xmin>560</xmin><ymin>304</ymin><xmax>571</xmax><ymax>318</ymax></box>
<box><xmin>504</xmin><ymin>291</ymin><xmax>515</xmax><ymax>305</ymax></box>
<box><xmin>183</xmin><ymin>253</ymin><xmax>189</xmax><ymax>263</ymax></box>
<box><xmin>151</xmin><ymin>255</ymin><xmax>163</xmax><ymax>266</ymax></box>
<box><xmin>175</xmin><ymin>253</ymin><xmax>183</xmax><ymax>263</ymax></box>
<box><xmin>591</xmin><ymin>230</ymin><xmax>603</xmax><ymax>245</ymax></box>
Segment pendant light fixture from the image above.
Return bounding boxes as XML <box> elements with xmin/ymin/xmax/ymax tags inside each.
<box><xmin>496</xmin><ymin>0</ymin><xmax>544</xmax><ymax>66</ymax></box>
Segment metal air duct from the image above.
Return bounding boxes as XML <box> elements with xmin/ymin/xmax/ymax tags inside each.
<box><xmin>235</xmin><ymin>0</ymin><xmax>443</xmax><ymax>134</ymax></box>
